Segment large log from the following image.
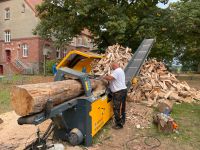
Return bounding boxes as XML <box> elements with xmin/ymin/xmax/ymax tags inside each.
<box><xmin>11</xmin><ymin>79</ymin><xmax>107</xmax><ymax>116</ymax></box>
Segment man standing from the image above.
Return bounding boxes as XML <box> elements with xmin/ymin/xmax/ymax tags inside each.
<box><xmin>104</xmin><ymin>62</ymin><xmax>127</xmax><ymax>129</ymax></box>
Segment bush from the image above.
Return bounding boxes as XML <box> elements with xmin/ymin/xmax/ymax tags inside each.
<box><xmin>46</xmin><ymin>60</ymin><xmax>57</xmax><ymax>75</ymax></box>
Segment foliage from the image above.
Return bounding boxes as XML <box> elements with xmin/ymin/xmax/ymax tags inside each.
<box><xmin>46</xmin><ymin>59</ymin><xmax>57</xmax><ymax>74</ymax></box>
<box><xmin>34</xmin><ymin>0</ymin><xmax>200</xmax><ymax>69</ymax></box>
<box><xmin>34</xmin><ymin>1</ymin><xmax>169</xmax><ymax>49</ymax></box>
<box><xmin>169</xmin><ymin>0</ymin><xmax>200</xmax><ymax>71</ymax></box>
<box><xmin>145</xmin><ymin>102</ymin><xmax>200</xmax><ymax>149</ymax></box>
<box><xmin>0</xmin><ymin>88</ymin><xmax>11</xmax><ymax>114</ymax></box>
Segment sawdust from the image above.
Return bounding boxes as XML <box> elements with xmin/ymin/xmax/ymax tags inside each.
<box><xmin>126</xmin><ymin>103</ymin><xmax>153</xmax><ymax>128</ymax></box>
<box><xmin>0</xmin><ymin>104</ymin><xmax>153</xmax><ymax>150</ymax></box>
<box><xmin>0</xmin><ymin>118</ymin><xmax>3</xmax><ymax>124</ymax></box>
<box><xmin>0</xmin><ymin>111</ymin><xmax>50</xmax><ymax>150</ymax></box>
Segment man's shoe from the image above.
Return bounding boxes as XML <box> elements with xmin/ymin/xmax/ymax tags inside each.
<box><xmin>112</xmin><ymin>124</ymin><xmax>123</xmax><ymax>129</ymax></box>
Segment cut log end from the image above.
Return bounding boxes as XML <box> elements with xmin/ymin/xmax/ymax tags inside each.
<box><xmin>11</xmin><ymin>87</ymin><xmax>34</xmax><ymax>116</ymax></box>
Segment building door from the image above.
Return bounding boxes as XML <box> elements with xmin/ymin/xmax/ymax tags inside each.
<box><xmin>0</xmin><ymin>65</ymin><xmax>3</xmax><ymax>74</ymax></box>
<box><xmin>5</xmin><ymin>50</ymin><xmax>11</xmax><ymax>62</ymax></box>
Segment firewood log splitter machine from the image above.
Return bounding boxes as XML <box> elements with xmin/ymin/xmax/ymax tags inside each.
<box><xmin>18</xmin><ymin>39</ymin><xmax>155</xmax><ymax>148</ymax></box>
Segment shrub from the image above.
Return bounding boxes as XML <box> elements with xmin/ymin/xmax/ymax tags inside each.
<box><xmin>46</xmin><ymin>60</ymin><xmax>57</xmax><ymax>75</ymax></box>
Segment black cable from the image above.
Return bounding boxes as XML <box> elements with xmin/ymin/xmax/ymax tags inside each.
<box><xmin>144</xmin><ymin>136</ymin><xmax>161</xmax><ymax>149</ymax></box>
<box><xmin>43</xmin><ymin>123</ymin><xmax>55</xmax><ymax>141</ymax></box>
<box><xmin>42</xmin><ymin>122</ymin><xmax>53</xmax><ymax>139</ymax></box>
<box><xmin>126</xmin><ymin>135</ymin><xmax>161</xmax><ymax>150</ymax></box>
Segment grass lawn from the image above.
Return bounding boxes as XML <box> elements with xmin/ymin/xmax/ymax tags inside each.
<box><xmin>0</xmin><ymin>87</ymin><xmax>11</xmax><ymax>114</ymax></box>
<box><xmin>144</xmin><ymin>103</ymin><xmax>200</xmax><ymax>150</ymax></box>
<box><xmin>0</xmin><ymin>75</ymin><xmax>29</xmax><ymax>114</ymax></box>
<box><xmin>171</xmin><ymin>103</ymin><xmax>200</xmax><ymax>148</ymax></box>
<box><xmin>0</xmin><ymin>75</ymin><xmax>54</xmax><ymax>114</ymax></box>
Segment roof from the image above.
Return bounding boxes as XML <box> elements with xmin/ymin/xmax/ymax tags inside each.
<box><xmin>24</xmin><ymin>0</ymin><xmax>42</xmax><ymax>13</ymax></box>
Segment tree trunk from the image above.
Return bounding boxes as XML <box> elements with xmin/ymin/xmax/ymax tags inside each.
<box><xmin>198</xmin><ymin>63</ymin><xmax>200</xmax><ymax>73</ymax></box>
<box><xmin>11</xmin><ymin>79</ymin><xmax>107</xmax><ymax>116</ymax></box>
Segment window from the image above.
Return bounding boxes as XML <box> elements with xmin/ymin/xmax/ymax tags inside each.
<box><xmin>56</xmin><ymin>48</ymin><xmax>61</xmax><ymax>59</ymax></box>
<box><xmin>89</xmin><ymin>39</ymin><xmax>94</xmax><ymax>49</ymax></box>
<box><xmin>4</xmin><ymin>30</ymin><xmax>11</xmax><ymax>43</ymax></box>
<box><xmin>77</xmin><ymin>37</ymin><xmax>82</xmax><ymax>46</ymax></box>
<box><xmin>4</xmin><ymin>8</ymin><xmax>10</xmax><ymax>20</ymax></box>
<box><xmin>63</xmin><ymin>49</ymin><xmax>68</xmax><ymax>57</ymax></box>
<box><xmin>70</xmin><ymin>37</ymin><xmax>77</xmax><ymax>46</ymax></box>
<box><xmin>22</xmin><ymin>44</ymin><xmax>28</xmax><ymax>57</ymax></box>
<box><xmin>82</xmin><ymin>36</ymin><xmax>88</xmax><ymax>47</ymax></box>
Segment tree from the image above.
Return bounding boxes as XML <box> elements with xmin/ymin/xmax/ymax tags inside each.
<box><xmin>35</xmin><ymin>0</ymin><xmax>200</xmax><ymax>71</ymax></box>
<box><xmin>169</xmin><ymin>0</ymin><xmax>200</xmax><ymax>71</ymax></box>
<box><xmin>34</xmin><ymin>0</ymin><xmax>169</xmax><ymax>49</ymax></box>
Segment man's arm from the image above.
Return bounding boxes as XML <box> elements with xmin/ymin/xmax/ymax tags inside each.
<box><xmin>103</xmin><ymin>75</ymin><xmax>115</xmax><ymax>81</ymax></box>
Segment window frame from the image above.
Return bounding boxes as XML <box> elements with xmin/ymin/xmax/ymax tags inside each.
<box><xmin>63</xmin><ymin>49</ymin><xmax>68</xmax><ymax>57</ymax></box>
<box><xmin>56</xmin><ymin>48</ymin><xmax>61</xmax><ymax>59</ymax></box>
<box><xmin>4</xmin><ymin>30</ymin><xmax>11</xmax><ymax>43</ymax></box>
<box><xmin>4</xmin><ymin>8</ymin><xmax>10</xmax><ymax>20</ymax></box>
<box><xmin>22</xmin><ymin>43</ymin><xmax>28</xmax><ymax>57</ymax></box>
<box><xmin>77</xmin><ymin>37</ymin><xmax>82</xmax><ymax>46</ymax></box>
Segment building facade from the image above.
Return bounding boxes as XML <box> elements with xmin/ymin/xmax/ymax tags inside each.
<box><xmin>0</xmin><ymin>0</ymin><xmax>94</xmax><ymax>75</ymax></box>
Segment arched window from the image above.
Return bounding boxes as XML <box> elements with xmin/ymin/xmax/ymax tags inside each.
<box><xmin>22</xmin><ymin>44</ymin><xmax>28</xmax><ymax>57</ymax></box>
<box><xmin>4</xmin><ymin>8</ymin><xmax>10</xmax><ymax>20</ymax></box>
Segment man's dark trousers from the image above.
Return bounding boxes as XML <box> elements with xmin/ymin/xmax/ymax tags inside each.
<box><xmin>112</xmin><ymin>89</ymin><xmax>127</xmax><ymax>126</ymax></box>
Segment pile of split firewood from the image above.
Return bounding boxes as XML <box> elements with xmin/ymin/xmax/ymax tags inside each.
<box><xmin>128</xmin><ymin>59</ymin><xmax>200</xmax><ymax>106</ymax></box>
<box><xmin>92</xmin><ymin>44</ymin><xmax>200</xmax><ymax>106</ymax></box>
<box><xmin>92</xmin><ymin>44</ymin><xmax>132</xmax><ymax>75</ymax></box>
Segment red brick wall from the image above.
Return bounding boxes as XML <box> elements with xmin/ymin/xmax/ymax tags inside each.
<box><xmin>0</xmin><ymin>37</ymin><xmax>49</xmax><ymax>74</ymax></box>
<box><xmin>0</xmin><ymin>36</ymin><xmax>92</xmax><ymax>74</ymax></box>
<box><xmin>0</xmin><ymin>37</ymin><xmax>40</xmax><ymax>63</ymax></box>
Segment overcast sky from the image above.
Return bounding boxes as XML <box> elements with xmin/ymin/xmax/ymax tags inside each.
<box><xmin>157</xmin><ymin>0</ymin><xmax>179</xmax><ymax>8</ymax></box>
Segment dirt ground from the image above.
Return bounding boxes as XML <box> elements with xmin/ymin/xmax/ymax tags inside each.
<box><xmin>0</xmin><ymin>112</ymin><xmax>51</xmax><ymax>150</ymax></box>
<box><xmin>0</xmin><ymin>103</ymin><xmax>154</xmax><ymax>150</ymax></box>
<box><xmin>0</xmin><ymin>75</ymin><xmax>199</xmax><ymax>150</ymax></box>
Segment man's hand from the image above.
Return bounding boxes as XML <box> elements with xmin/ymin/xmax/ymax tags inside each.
<box><xmin>103</xmin><ymin>75</ymin><xmax>115</xmax><ymax>81</ymax></box>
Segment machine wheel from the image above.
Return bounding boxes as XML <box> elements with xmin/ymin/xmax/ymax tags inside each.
<box><xmin>68</xmin><ymin>128</ymin><xmax>83</xmax><ymax>146</ymax></box>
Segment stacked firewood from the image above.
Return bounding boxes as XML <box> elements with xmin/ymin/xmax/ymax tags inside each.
<box><xmin>92</xmin><ymin>44</ymin><xmax>132</xmax><ymax>75</ymax></box>
<box><xmin>92</xmin><ymin>44</ymin><xmax>200</xmax><ymax>106</ymax></box>
<box><xmin>127</xmin><ymin>59</ymin><xmax>200</xmax><ymax>106</ymax></box>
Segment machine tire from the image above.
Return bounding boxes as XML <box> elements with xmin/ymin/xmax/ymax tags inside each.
<box><xmin>68</xmin><ymin>128</ymin><xmax>83</xmax><ymax>146</ymax></box>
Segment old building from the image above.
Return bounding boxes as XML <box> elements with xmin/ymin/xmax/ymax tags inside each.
<box><xmin>0</xmin><ymin>0</ymin><xmax>94</xmax><ymax>75</ymax></box>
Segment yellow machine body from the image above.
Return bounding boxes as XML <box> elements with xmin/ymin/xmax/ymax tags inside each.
<box><xmin>90</xmin><ymin>96</ymin><xmax>113</xmax><ymax>136</ymax></box>
<box><xmin>56</xmin><ymin>50</ymin><xmax>103</xmax><ymax>73</ymax></box>
<box><xmin>57</xmin><ymin>49</ymin><xmax>114</xmax><ymax>137</ymax></box>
